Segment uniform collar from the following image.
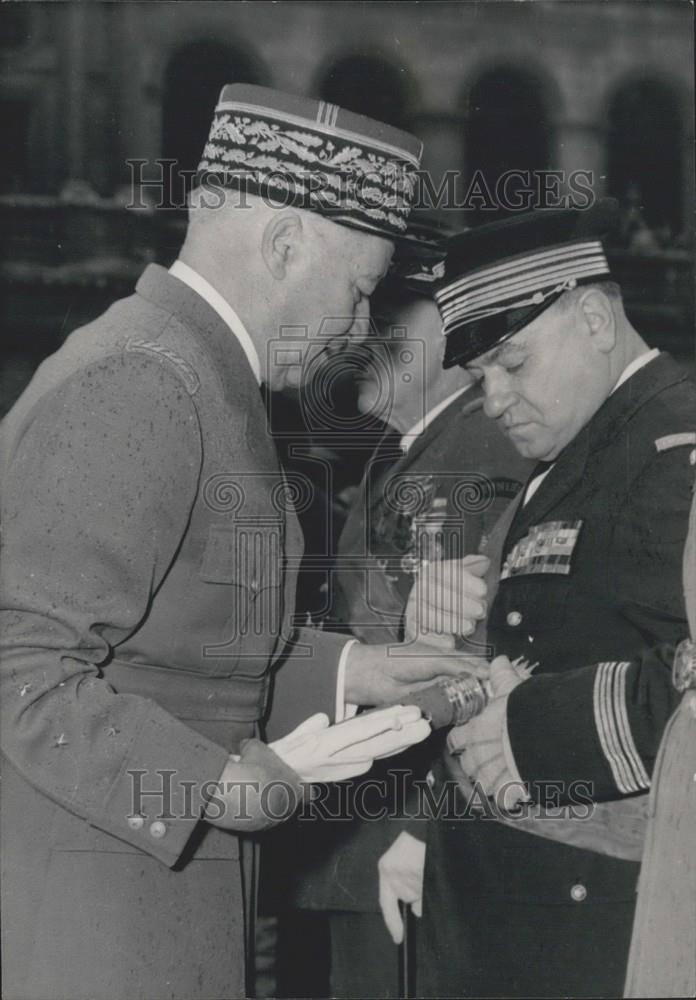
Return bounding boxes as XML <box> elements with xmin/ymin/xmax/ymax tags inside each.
<box><xmin>612</xmin><ymin>348</ymin><xmax>660</xmax><ymax>394</ymax></box>
<box><xmin>513</xmin><ymin>352</ymin><xmax>688</xmax><ymax>537</ymax></box>
<box><xmin>169</xmin><ymin>260</ymin><xmax>262</xmax><ymax>385</ymax></box>
<box><xmin>522</xmin><ymin>350</ymin><xmax>660</xmax><ymax>507</ymax></box>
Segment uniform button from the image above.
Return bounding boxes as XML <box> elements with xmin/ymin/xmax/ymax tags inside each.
<box><xmin>426</xmin><ymin>770</ymin><xmax>436</xmax><ymax>788</ymax></box>
<box><xmin>127</xmin><ymin>814</ymin><xmax>144</xmax><ymax>831</ymax></box>
<box><xmin>250</xmin><ymin>578</ymin><xmax>260</xmax><ymax>593</ymax></box>
<box><xmin>506</xmin><ymin>611</ymin><xmax>523</xmax><ymax>627</ymax></box>
<box><xmin>689</xmin><ymin>448</ymin><xmax>695</xmax><ymax>466</ymax></box>
<box><xmin>570</xmin><ymin>883</ymin><xmax>587</xmax><ymax>902</ymax></box>
<box><xmin>149</xmin><ymin>821</ymin><xmax>167</xmax><ymax>839</ymax></box>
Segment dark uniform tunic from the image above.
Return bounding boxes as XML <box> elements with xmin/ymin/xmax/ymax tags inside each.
<box><xmin>419</xmin><ymin>353</ymin><xmax>696</xmax><ymax>998</ymax></box>
<box><xmin>0</xmin><ymin>264</ymin><xmax>347</xmax><ymax>1000</ymax></box>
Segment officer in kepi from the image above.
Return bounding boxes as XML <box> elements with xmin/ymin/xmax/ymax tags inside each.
<box><xmin>0</xmin><ymin>85</ymin><xmax>487</xmax><ymax>1000</ymax></box>
<box><xmin>376</xmin><ymin>199</ymin><xmax>696</xmax><ymax>998</ymax></box>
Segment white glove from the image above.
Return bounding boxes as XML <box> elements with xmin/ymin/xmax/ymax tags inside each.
<box><xmin>404</xmin><ymin>554</ymin><xmax>489</xmax><ymax>644</ymax></box>
<box><xmin>269</xmin><ymin>705</ymin><xmax>430</xmax><ymax>783</ymax></box>
<box><xmin>378</xmin><ymin>831</ymin><xmax>426</xmax><ymax>945</ymax></box>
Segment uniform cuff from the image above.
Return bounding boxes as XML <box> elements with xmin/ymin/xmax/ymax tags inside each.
<box><xmin>92</xmin><ymin>713</ymin><xmax>230</xmax><ymax>868</ymax></box>
<box><xmin>206</xmin><ymin>738</ymin><xmax>307</xmax><ymax>832</ymax></box>
<box><xmin>335</xmin><ymin>639</ymin><xmax>360</xmax><ymax>722</ymax></box>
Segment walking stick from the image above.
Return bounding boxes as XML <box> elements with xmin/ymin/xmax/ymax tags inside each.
<box><xmin>398</xmin><ymin>902</ymin><xmax>416</xmax><ymax>998</ymax></box>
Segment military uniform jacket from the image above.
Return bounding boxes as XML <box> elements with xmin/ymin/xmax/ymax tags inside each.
<box><xmin>498</xmin><ymin>353</ymin><xmax>694</xmax><ymax>800</ymax></box>
<box><xmin>0</xmin><ymin>264</ymin><xmax>346</xmax><ymax>999</ymax></box>
<box><xmin>264</xmin><ymin>389</ymin><xmax>531</xmax><ymax>914</ymax></box>
<box><xmin>333</xmin><ymin>387</ymin><xmax>532</xmax><ymax>645</ymax></box>
<box><xmin>419</xmin><ymin>353</ymin><xmax>696</xmax><ymax>998</ymax></box>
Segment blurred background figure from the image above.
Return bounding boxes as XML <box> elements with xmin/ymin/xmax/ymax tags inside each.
<box><xmin>624</xmin><ymin>463</ymin><xmax>696</xmax><ymax>1000</ymax></box>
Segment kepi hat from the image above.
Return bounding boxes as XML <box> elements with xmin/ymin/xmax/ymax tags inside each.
<box><xmin>197</xmin><ymin>83</ymin><xmax>438</xmax><ymax>264</ymax></box>
<box><xmin>435</xmin><ymin>199</ymin><xmax>621</xmax><ymax>368</ymax></box>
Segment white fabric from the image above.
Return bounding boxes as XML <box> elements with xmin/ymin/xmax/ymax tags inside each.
<box><xmin>169</xmin><ymin>260</ymin><xmax>263</xmax><ymax>385</ymax></box>
<box><xmin>269</xmin><ymin>705</ymin><xmax>430</xmax><ymax>784</ymax></box>
<box><xmin>335</xmin><ymin>638</ymin><xmax>360</xmax><ymax>722</ymax></box>
<box><xmin>523</xmin><ymin>465</ymin><xmax>554</xmax><ymax>507</ymax></box>
<box><xmin>378</xmin><ymin>830</ymin><xmax>426</xmax><ymax>944</ymax></box>
<box><xmin>400</xmin><ymin>384</ymin><xmax>472</xmax><ymax>453</ymax></box>
<box><xmin>502</xmin><ymin>708</ymin><xmax>525</xmax><ymax>787</ymax></box>
<box><xmin>612</xmin><ymin>347</ymin><xmax>659</xmax><ymax>393</ymax></box>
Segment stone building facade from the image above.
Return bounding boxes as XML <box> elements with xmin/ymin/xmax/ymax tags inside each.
<box><xmin>2</xmin><ymin>0</ymin><xmax>693</xmax><ymax>228</ymax></box>
<box><xmin>1</xmin><ymin>1</ymin><xmax>693</xmax><ymax>414</ymax></box>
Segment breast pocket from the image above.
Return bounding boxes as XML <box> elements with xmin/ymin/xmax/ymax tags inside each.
<box><xmin>199</xmin><ymin>521</ymin><xmax>284</xmax><ymax>676</ymax></box>
<box><xmin>490</xmin><ymin>576</ymin><xmax>572</xmax><ymax>633</ymax></box>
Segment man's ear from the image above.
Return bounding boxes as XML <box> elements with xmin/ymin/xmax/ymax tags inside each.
<box><xmin>261</xmin><ymin>211</ymin><xmax>303</xmax><ymax>279</ymax></box>
<box><xmin>577</xmin><ymin>288</ymin><xmax>616</xmax><ymax>354</ymax></box>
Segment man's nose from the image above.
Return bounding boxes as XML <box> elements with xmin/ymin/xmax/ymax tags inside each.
<box><xmin>482</xmin><ymin>370</ymin><xmax>517</xmax><ymax>420</ymax></box>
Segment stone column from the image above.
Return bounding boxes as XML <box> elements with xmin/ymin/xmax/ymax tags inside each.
<box><xmin>63</xmin><ymin>1</ymin><xmax>88</xmax><ymax>183</ymax></box>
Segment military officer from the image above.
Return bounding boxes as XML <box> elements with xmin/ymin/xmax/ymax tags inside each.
<box><xmin>0</xmin><ymin>86</ymin><xmax>485</xmax><ymax>1000</ymax></box>
<box><xmin>264</xmin><ymin>273</ymin><xmax>531</xmax><ymax>997</ymax></box>
<box><xmin>376</xmin><ymin>200</ymin><xmax>696</xmax><ymax>997</ymax></box>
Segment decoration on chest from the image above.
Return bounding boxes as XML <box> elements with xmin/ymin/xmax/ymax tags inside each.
<box><xmin>500</xmin><ymin>519</ymin><xmax>583</xmax><ymax>579</ymax></box>
<box><xmin>371</xmin><ymin>475</ymin><xmax>452</xmax><ymax>579</ymax></box>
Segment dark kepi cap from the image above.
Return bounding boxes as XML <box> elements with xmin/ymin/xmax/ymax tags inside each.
<box><xmin>385</xmin><ymin>213</ymin><xmax>454</xmax><ymax>291</ymax></box>
<box><xmin>436</xmin><ymin>199</ymin><xmax>621</xmax><ymax>368</ymax></box>
<box><xmin>197</xmin><ymin>83</ymin><xmax>425</xmax><ymax>248</ymax></box>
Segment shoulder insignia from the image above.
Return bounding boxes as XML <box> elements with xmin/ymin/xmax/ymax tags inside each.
<box><xmin>125</xmin><ymin>337</ymin><xmax>200</xmax><ymax>396</ymax></box>
<box><xmin>654</xmin><ymin>432</ymin><xmax>696</xmax><ymax>453</ymax></box>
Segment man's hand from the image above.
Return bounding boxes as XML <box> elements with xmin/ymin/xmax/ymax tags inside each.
<box><xmin>269</xmin><ymin>705</ymin><xmax>430</xmax><ymax>783</ymax></box>
<box><xmin>378</xmin><ymin>831</ymin><xmax>426</xmax><ymax>945</ymax></box>
<box><xmin>344</xmin><ymin>640</ymin><xmax>490</xmax><ymax>707</ymax></box>
<box><xmin>447</xmin><ymin>655</ymin><xmax>531</xmax><ymax>811</ymax></box>
<box><xmin>405</xmin><ymin>554</ymin><xmax>489</xmax><ymax>643</ymax></box>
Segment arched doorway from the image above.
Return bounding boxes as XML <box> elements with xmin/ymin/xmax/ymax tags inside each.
<box><xmin>0</xmin><ymin>98</ymin><xmax>33</xmax><ymax>194</ymax></box>
<box><xmin>161</xmin><ymin>41</ymin><xmax>261</xmax><ymax>208</ymax></box>
<box><xmin>318</xmin><ymin>53</ymin><xmax>412</xmax><ymax>130</ymax></box>
<box><xmin>464</xmin><ymin>66</ymin><xmax>551</xmax><ymax>221</ymax></box>
<box><xmin>608</xmin><ymin>78</ymin><xmax>683</xmax><ymax>239</ymax></box>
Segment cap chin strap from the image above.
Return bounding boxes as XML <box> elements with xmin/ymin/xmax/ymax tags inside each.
<box><xmin>461</xmin><ymin>276</ymin><xmax>579</xmax><ymax>325</ymax></box>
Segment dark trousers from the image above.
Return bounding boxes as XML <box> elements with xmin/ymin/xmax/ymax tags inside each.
<box><xmin>418</xmin><ymin>816</ymin><xmax>638</xmax><ymax>998</ymax></box>
<box><xmin>330</xmin><ymin>911</ymin><xmax>402</xmax><ymax>999</ymax></box>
